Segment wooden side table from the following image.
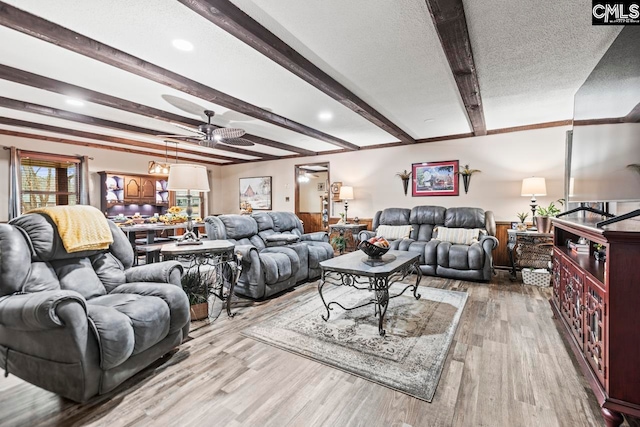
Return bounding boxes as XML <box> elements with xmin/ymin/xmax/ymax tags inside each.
<box><xmin>329</xmin><ymin>223</ymin><xmax>368</xmax><ymax>253</ymax></box>
<box><xmin>507</xmin><ymin>229</ymin><xmax>553</xmax><ymax>281</ymax></box>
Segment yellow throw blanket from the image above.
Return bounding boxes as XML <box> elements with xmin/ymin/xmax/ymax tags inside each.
<box><xmin>29</xmin><ymin>205</ymin><xmax>114</xmax><ymax>253</ymax></box>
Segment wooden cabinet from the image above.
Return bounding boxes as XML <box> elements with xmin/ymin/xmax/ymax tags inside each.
<box><xmin>551</xmin><ymin>217</ymin><xmax>640</xmax><ymax>426</ymax></box>
<box><xmin>99</xmin><ymin>171</ymin><xmax>169</xmax><ymax>215</ymax></box>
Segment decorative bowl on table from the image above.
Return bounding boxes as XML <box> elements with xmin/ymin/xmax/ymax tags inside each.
<box><xmin>358</xmin><ymin>239</ymin><xmax>390</xmax><ymax>259</ymax></box>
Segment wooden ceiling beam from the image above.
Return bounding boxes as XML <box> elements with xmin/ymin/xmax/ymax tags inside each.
<box><xmin>0</xmin><ymin>96</ymin><xmax>279</xmax><ymax>160</ymax></box>
<box><xmin>0</xmin><ymin>2</ymin><xmax>359</xmax><ymax>150</ymax></box>
<box><xmin>0</xmin><ymin>64</ymin><xmax>317</xmax><ymax>156</ymax></box>
<box><xmin>0</xmin><ymin>117</ymin><xmax>239</xmax><ymax>163</ymax></box>
<box><xmin>424</xmin><ymin>0</ymin><xmax>487</xmax><ymax>136</ymax></box>
<box><xmin>0</xmin><ymin>129</ymin><xmax>221</xmax><ymax>166</ymax></box>
<box><xmin>179</xmin><ymin>0</ymin><xmax>416</xmax><ymax>145</ymax></box>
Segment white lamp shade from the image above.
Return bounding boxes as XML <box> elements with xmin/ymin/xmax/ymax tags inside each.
<box><xmin>521</xmin><ymin>177</ymin><xmax>547</xmax><ymax>196</ymax></box>
<box><xmin>339</xmin><ymin>186</ymin><xmax>354</xmax><ymax>200</ymax></box>
<box><xmin>167</xmin><ymin>164</ymin><xmax>210</xmax><ymax>192</ymax></box>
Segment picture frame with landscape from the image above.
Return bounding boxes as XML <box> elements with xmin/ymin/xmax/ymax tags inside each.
<box><xmin>412</xmin><ymin>160</ymin><xmax>459</xmax><ymax>197</ymax></box>
<box><xmin>239</xmin><ymin>176</ymin><xmax>272</xmax><ymax>210</ymax></box>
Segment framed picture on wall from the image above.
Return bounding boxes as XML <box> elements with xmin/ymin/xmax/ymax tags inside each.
<box><xmin>239</xmin><ymin>176</ymin><xmax>272</xmax><ymax>210</ymax></box>
<box><xmin>317</xmin><ymin>182</ymin><xmax>326</xmax><ymax>192</ymax></box>
<box><xmin>412</xmin><ymin>160</ymin><xmax>459</xmax><ymax>197</ymax></box>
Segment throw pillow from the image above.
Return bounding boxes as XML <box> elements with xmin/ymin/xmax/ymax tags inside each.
<box><xmin>434</xmin><ymin>227</ymin><xmax>481</xmax><ymax>245</ymax></box>
<box><xmin>376</xmin><ymin>225</ymin><xmax>412</xmax><ymax>240</ymax></box>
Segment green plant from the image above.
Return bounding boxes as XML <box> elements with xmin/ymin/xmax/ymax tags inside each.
<box><xmin>536</xmin><ymin>199</ymin><xmax>565</xmax><ymax>217</ymax></box>
<box><xmin>593</xmin><ymin>243</ymin><xmax>605</xmax><ymax>252</ymax></box>
<box><xmin>456</xmin><ymin>164</ymin><xmax>482</xmax><ymax>176</ymax></box>
<box><xmin>181</xmin><ymin>269</ymin><xmax>208</xmax><ymax>305</ymax></box>
<box><xmin>395</xmin><ymin>170</ymin><xmax>412</xmax><ymax>179</ymax></box>
<box><xmin>516</xmin><ymin>212</ymin><xmax>529</xmax><ymax>223</ymax></box>
<box><xmin>330</xmin><ymin>235</ymin><xmax>347</xmax><ymax>252</ymax></box>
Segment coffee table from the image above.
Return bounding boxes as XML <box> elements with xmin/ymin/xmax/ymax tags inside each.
<box><xmin>318</xmin><ymin>250</ymin><xmax>422</xmax><ymax>336</ymax></box>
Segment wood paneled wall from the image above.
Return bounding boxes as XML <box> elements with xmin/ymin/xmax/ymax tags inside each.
<box><xmin>494</xmin><ymin>221</ymin><xmax>512</xmax><ymax>268</ymax></box>
<box><xmin>298</xmin><ymin>212</ymin><xmax>323</xmax><ymax>234</ymax></box>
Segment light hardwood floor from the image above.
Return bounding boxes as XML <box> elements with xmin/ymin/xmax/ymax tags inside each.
<box><xmin>0</xmin><ymin>272</ymin><xmax>625</xmax><ymax>426</ymax></box>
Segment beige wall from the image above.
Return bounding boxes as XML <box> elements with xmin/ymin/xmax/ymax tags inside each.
<box><xmin>298</xmin><ymin>171</ymin><xmax>328</xmax><ymax>213</ymax></box>
<box><xmin>0</xmin><ymin>134</ymin><xmax>221</xmax><ymax>222</ymax></box>
<box><xmin>0</xmin><ymin>126</ymin><xmax>569</xmax><ymax>222</ymax></box>
<box><xmin>218</xmin><ymin>126</ymin><xmax>571</xmax><ymax>222</ymax></box>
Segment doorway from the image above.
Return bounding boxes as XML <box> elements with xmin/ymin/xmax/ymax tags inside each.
<box><xmin>295</xmin><ymin>162</ymin><xmax>329</xmax><ymax>233</ymax></box>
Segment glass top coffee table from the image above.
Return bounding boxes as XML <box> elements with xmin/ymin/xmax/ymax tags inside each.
<box><xmin>318</xmin><ymin>250</ymin><xmax>422</xmax><ymax>337</ymax></box>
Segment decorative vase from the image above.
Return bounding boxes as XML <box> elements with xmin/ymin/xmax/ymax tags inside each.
<box><xmin>535</xmin><ymin>216</ymin><xmax>552</xmax><ymax>234</ymax></box>
<box><xmin>462</xmin><ymin>174</ymin><xmax>471</xmax><ymax>194</ymax></box>
<box><xmin>190</xmin><ymin>302</ymin><xmax>209</xmax><ymax>321</ymax></box>
<box><xmin>594</xmin><ymin>250</ymin><xmax>606</xmax><ymax>262</ymax></box>
<box><xmin>402</xmin><ymin>177</ymin><xmax>409</xmax><ymax>196</ymax></box>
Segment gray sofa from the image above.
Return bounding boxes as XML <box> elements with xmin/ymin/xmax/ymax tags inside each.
<box><xmin>0</xmin><ymin>211</ymin><xmax>189</xmax><ymax>402</ymax></box>
<box><xmin>204</xmin><ymin>212</ymin><xmax>333</xmax><ymax>299</ymax></box>
<box><xmin>359</xmin><ymin>206</ymin><xmax>498</xmax><ymax>281</ymax></box>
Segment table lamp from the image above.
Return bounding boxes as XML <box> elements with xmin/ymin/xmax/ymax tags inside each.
<box><xmin>168</xmin><ymin>164</ymin><xmax>210</xmax><ymax>245</ymax></box>
<box><xmin>339</xmin><ymin>186</ymin><xmax>354</xmax><ymax>224</ymax></box>
<box><xmin>521</xmin><ymin>177</ymin><xmax>546</xmax><ymax>230</ymax></box>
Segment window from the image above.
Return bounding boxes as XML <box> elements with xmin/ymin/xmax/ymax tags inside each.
<box><xmin>19</xmin><ymin>152</ymin><xmax>81</xmax><ymax>212</ymax></box>
<box><xmin>174</xmin><ymin>191</ymin><xmax>203</xmax><ymax>218</ymax></box>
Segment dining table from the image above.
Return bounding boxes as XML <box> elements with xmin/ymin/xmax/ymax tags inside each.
<box><xmin>118</xmin><ymin>222</ymin><xmax>206</xmax><ymax>263</ymax></box>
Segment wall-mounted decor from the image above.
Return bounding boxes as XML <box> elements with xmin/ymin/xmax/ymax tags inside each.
<box><xmin>396</xmin><ymin>169</ymin><xmax>412</xmax><ymax>196</ymax></box>
<box><xmin>412</xmin><ymin>160</ymin><xmax>459</xmax><ymax>197</ymax></box>
<box><xmin>330</xmin><ymin>182</ymin><xmax>342</xmax><ymax>202</ymax></box>
<box><xmin>240</xmin><ymin>176</ymin><xmax>272</xmax><ymax>210</ymax></box>
<box><xmin>456</xmin><ymin>164</ymin><xmax>481</xmax><ymax>194</ymax></box>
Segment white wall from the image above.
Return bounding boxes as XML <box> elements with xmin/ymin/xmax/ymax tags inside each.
<box><xmin>218</xmin><ymin>126</ymin><xmax>570</xmax><ymax>221</ymax></box>
<box><xmin>0</xmin><ymin>134</ymin><xmax>221</xmax><ymax>222</ymax></box>
<box><xmin>299</xmin><ymin>171</ymin><xmax>328</xmax><ymax>212</ymax></box>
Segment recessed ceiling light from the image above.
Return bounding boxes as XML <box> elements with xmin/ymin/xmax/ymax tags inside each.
<box><xmin>318</xmin><ymin>111</ymin><xmax>333</xmax><ymax>121</ymax></box>
<box><xmin>172</xmin><ymin>39</ymin><xmax>194</xmax><ymax>51</ymax></box>
<box><xmin>66</xmin><ymin>99</ymin><xmax>84</xmax><ymax>107</ymax></box>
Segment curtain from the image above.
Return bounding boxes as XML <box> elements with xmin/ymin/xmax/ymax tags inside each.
<box><xmin>8</xmin><ymin>146</ymin><xmax>20</xmax><ymax>220</ymax></box>
<box><xmin>79</xmin><ymin>155</ymin><xmax>90</xmax><ymax>206</ymax></box>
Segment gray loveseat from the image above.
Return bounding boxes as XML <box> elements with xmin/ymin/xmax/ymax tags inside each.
<box><xmin>359</xmin><ymin>206</ymin><xmax>498</xmax><ymax>281</ymax></box>
<box><xmin>0</xmin><ymin>211</ymin><xmax>190</xmax><ymax>402</ymax></box>
<box><xmin>204</xmin><ymin>212</ymin><xmax>333</xmax><ymax>299</ymax></box>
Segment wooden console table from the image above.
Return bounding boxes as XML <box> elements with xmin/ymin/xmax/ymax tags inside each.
<box><xmin>550</xmin><ymin>217</ymin><xmax>640</xmax><ymax>426</ymax></box>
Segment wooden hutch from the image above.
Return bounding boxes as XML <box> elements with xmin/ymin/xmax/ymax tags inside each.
<box><xmin>98</xmin><ymin>171</ymin><xmax>170</xmax><ymax>217</ymax></box>
<box><xmin>551</xmin><ymin>217</ymin><xmax>640</xmax><ymax>426</ymax></box>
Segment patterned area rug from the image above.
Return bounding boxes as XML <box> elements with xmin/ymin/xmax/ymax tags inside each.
<box><xmin>242</xmin><ymin>282</ymin><xmax>468</xmax><ymax>402</ymax></box>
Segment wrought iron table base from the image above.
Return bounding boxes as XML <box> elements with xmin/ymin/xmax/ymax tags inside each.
<box><xmin>318</xmin><ymin>262</ymin><xmax>422</xmax><ymax>336</ymax></box>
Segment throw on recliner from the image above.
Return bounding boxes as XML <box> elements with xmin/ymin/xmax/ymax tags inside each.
<box><xmin>0</xmin><ymin>207</ymin><xmax>190</xmax><ymax>402</ymax></box>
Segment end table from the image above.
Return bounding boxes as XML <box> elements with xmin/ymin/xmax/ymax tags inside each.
<box><xmin>507</xmin><ymin>229</ymin><xmax>553</xmax><ymax>281</ymax></box>
<box><xmin>329</xmin><ymin>223</ymin><xmax>368</xmax><ymax>253</ymax></box>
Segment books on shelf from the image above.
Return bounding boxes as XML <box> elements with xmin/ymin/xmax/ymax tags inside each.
<box><xmin>568</xmin><ymin>241</ymin><xmax>589</xmax><ymax>253</ymax></box>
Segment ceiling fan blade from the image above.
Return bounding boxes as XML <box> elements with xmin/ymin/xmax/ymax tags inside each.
<box><xmin>212</xmin><ymin>127</ymin><xmax>246</xmax><ymax>139</ymax></box>
<box><xmin>172</xmin><ymin>122</ymin><xmax>205</xmax><ymax>136</ymax></box>
<box><xmin>199</xmin><ymin>139</ymin><xmax>219</xmax><ymax>149</ymax></box>
<box><xmin>161</xmin><ymin>94</ymin><xmax>208</xmax><ymax>120</ymax></box>
<box><xmin>222</xmin><ymin>137</ymin><xmax>255</xmax><ymax>147</ymax></box>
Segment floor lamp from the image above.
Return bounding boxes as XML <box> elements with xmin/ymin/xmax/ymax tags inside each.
<box><xmin>168</xmin><ymin>164</ymin><xmax>210</xmax><ymax>245</ymax></box>
<box><xmin>521</xmin><ymin>177</ymin><xmax>546</xmax><ymax>230</ymax></box>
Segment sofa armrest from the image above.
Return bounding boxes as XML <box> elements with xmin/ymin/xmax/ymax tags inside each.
<box><xmin>0</xmin><ymin>290</ymin><xmax>86</xmax><ymax>331</ymax></box>
<box><xmin>234</xmin><ymin>244</ymin><xmax>258</xmax><ymax>262</ymax></box>
<box><xmin>301</xmin><ymin>232</ymin><xmax>328</xmax><ymax>243</ymax></box>
<box><xmin>480</xmin><ymin>236</ymin><xmax>499</xmax><ymax>251</ymax></box>
<box><xmin>125</xmin><ymin>261</ymin><xmax>184</xmax><ymax>287</ymax></box>
<box><xmin>358</xmin><ymin>230</ymin><xmax>376</xmax><ymax>243</ymax></box>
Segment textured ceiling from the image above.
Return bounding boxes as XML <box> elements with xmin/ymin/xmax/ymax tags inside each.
<box><xmin>0</xmin><ymin>0</ymin><xmax>627</xmax><ymax>164</ymax></box>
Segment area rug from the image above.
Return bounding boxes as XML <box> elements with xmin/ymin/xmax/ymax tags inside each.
<box><xmin>242</xmin><ymin>283</ymin><xmax>468</xmax><ymax>402</ymax></box>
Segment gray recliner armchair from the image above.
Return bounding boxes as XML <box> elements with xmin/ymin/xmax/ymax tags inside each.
<box><xmin>0</xmin><ymin>211</ymin><xmax>190</xmax><ymax>402</ymax></box>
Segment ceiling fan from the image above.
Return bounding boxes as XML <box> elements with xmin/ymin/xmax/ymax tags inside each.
<box><xmin>157</xmin><ymin>110</ymin><xmax>254</xmax><ymax>148</ymax></box>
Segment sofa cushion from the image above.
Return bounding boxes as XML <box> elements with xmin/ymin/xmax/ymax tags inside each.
<box><xmin>91</xmin><ymin>253</ymin><xmax>126</xmax><ymax>293</ymax></box>
<box><xmin>86</xmin><ymin>303</ymin><xmax>135</xmax><ymax>370</ymax></box>
<box><xmin>267</xmin><ymin>212</ymin><xmax>302</xmax><ymax>234</ymax></box>
<box><xmin>378</xmin><ymin>208</ymin><xmax>411</xmax><ymax>226</ymax></box>
<box><xmin>88</xmin><ymin>293</ymin><xmax>170</xmax><ymax>358</ymax></box>
<box><xmin>409</xmin><ymin>206</ymin><xmax>446</xmax><ymax>225</ymax></box>
<box><xmin>434</xmin><ymin>227</ymin><xmax>481</xmax><ymax>245</ymax></box>
<box><xmin>376</xmin><ymin>225</ymin><xmax>412</xmax><ymax>240</ymax></box>
<box><xmin>437</xmin><ymin>242</ymin><xmax>485</xmax><ymax>270</ymax></box>
<box><xmin>252</xmin><ymin>212</ymin><xmax>275</xmax><ymax>231</ymax></box>
<box><xmin>22</xmin><ymin>262</ymin><xmax>60</xmax><ymax>293</ymax></box>
<box><xmin>220</xmin><ymin>215</ymin><xmax>258</xmax><ymax>240</ymax></box>
<box><xmin>260</xmin><ymin>252</ymin><xmax>294</xmax><ymax>285</ymax></box>
<box><xmin>444</xmin><ymin>207</ymin><xmax>485</xmax><ymax>229</ymax></box>
<box><xmin>51</xmin><ymin>257</ymin><xmax>106</xmax><ymax>300</ymax></box>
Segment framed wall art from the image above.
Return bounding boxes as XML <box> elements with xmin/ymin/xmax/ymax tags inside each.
<box><xmin>239</xmin><ymin>176</ymin><xmax>272</xmax><ymax>210</ymax></box>
<box><xmin>411</xmin><ymin>160</ymin><xmax>459</xmax><ymax>197</ymax></box>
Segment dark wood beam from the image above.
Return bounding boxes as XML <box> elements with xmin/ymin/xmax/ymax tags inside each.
<box><xmin>178</xmin><ymin>0</ymin><xmax>416</xmax><ymax>145</ymax></box>
<box><xmin>424</xmin><ymin>0</ymin><xmax>486</xmax><ymax>136</ymax></box>
<box><xmin>624</xmin><ymin>103</ymin><xmax>640</xmax><ymax>123</ymax></box>
<box><xmin>0</xmin><ymin>117</ymin><xmax>239</xmax><ymax>163</ymax></box>
<box><xmin>0</xmin><ymin>129</ymin><xmax>220</xmax><ymax>166</ymax></box>
<box><xmin>0</xmin><ymin>96</ymin><xmax>279</xmax><ymax>160</ymax></box>
<box><xmin>0</xmin><ymin>2</ymin><xmax>359</xmax><ymax>151</ymax></box>
<box><xmin>0</xmin><ymin>64</ymin><xmax>317</xmax><ymax>156</ymax></box>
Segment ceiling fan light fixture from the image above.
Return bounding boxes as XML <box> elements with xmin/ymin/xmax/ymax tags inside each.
<box><xmin>172</xmin><ymin>39</ymin><xmax>194</xmax><ymax>51</ymax></box>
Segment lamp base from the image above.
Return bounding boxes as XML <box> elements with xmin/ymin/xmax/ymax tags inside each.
<box><xmin>176</xmin><ymin>230</ymin><xmax>203</xmax><ymax>246</ymax></box>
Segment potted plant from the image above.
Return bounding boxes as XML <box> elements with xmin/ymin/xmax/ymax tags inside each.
<box><xmin>396</xmin><ymin>170</ymin><xmax>412</xmax><ymax>196</ymax></box>
<box><xmin>594</xmin><ymin>243</ymin><xmax>606</xmax><ymax>262</ymax></box>
<box><xmin>331</xmin><ymin>235</ymin><xmax>347</xmax><ymax>254</ymax></box>
<box><xmin>516</xmin><ymin>212</ymin><xmax>529</xmax><ymax>231</ymax></box>
<box><xmin>456</xmin><ymin>164</ymin><xmax>481</xmax><ymax>194</ymax></box>
<box><xmin>535</xmin><ymin>199</ymin><xmax>564</xmax><ymax>233</ymax></box>
<box><xmin>181</xmin><ymin>268</ymin><xmax>209</xmax><ymax>321</ymax></box>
